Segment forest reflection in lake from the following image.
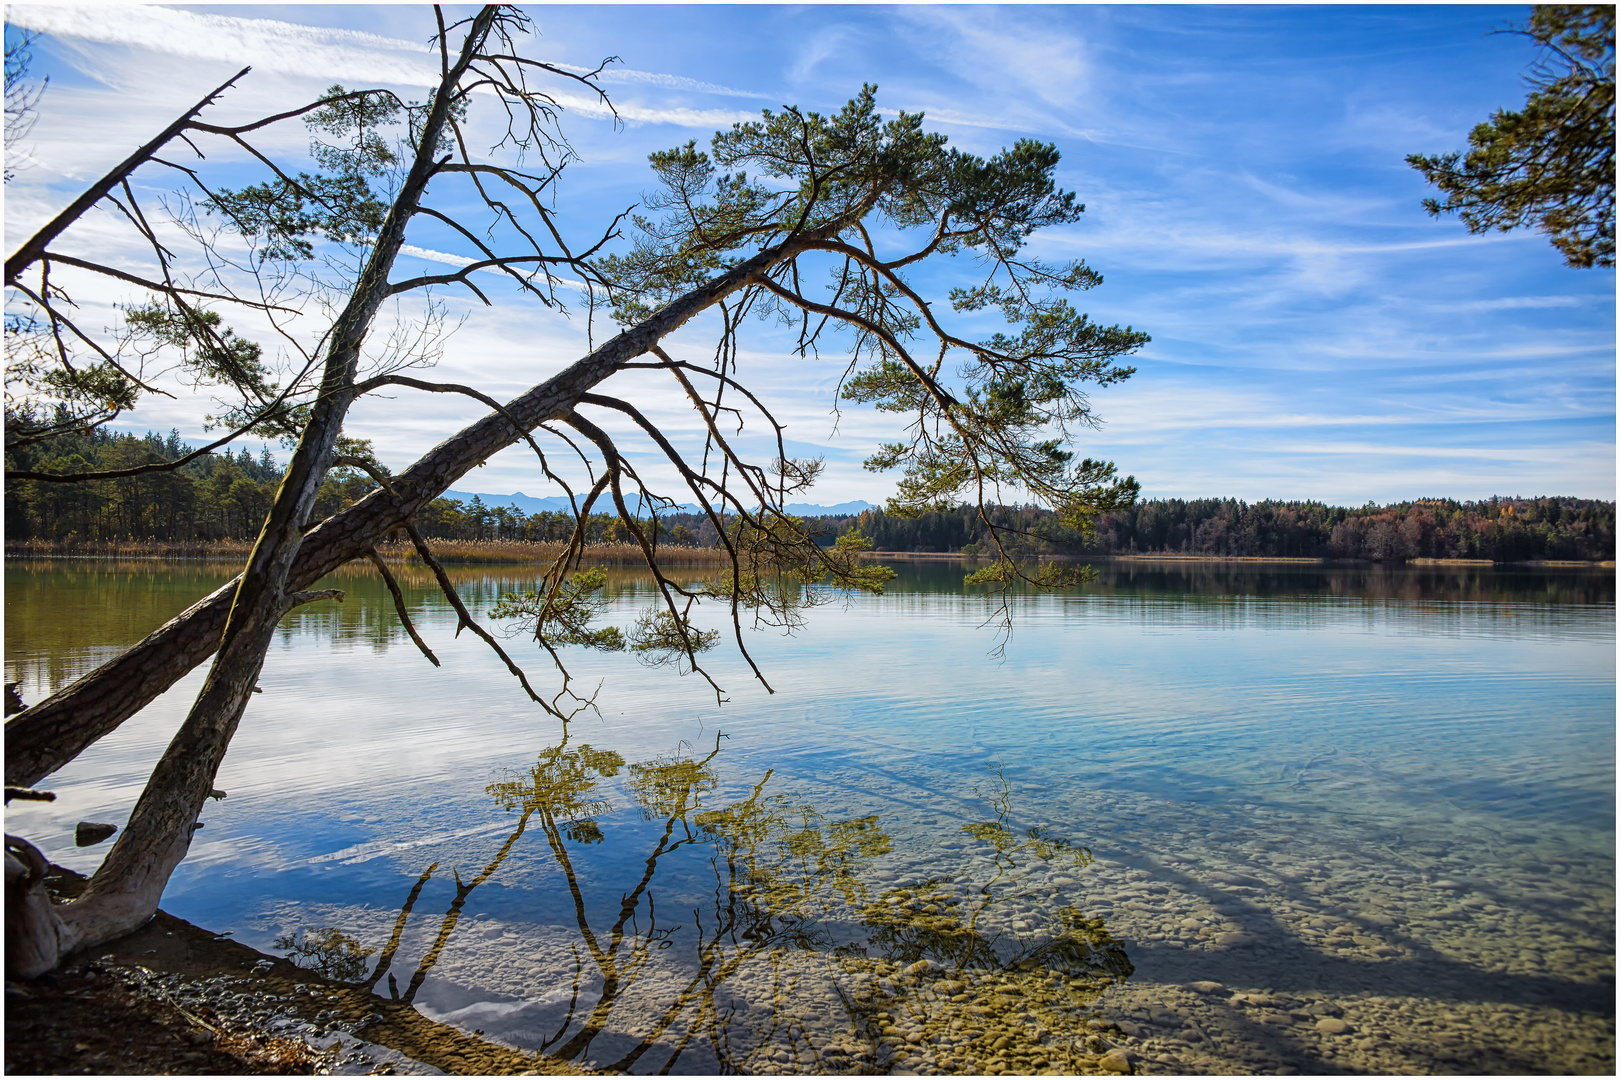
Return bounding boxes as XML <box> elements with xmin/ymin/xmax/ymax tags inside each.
<box><xmin>4</xmin><ymin>557</ymin><xmax>1614</xmax><ymax>1074</ymax></box>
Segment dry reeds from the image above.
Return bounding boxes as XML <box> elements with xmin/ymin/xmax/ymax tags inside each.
<box><xmin>4</xmin><ymin>537</ymin><xmax>257</xmax><ymax>560</ymax></box>
<box><xmin>379</xmin><ymin>538</ymin><xmax>733</xmax><ymax>566</ymax></box>
<box><xmin>4</xmin><ymin>536</ymin><xmax>734</xmax><ymax>566</ymax></box>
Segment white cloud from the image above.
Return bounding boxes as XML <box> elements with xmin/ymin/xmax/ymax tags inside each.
<box><xmin>8</xmin><ymin>5</ymin><xmax>442</xmax><ymax>86</ymax></box>
<box><xmin>895</xmin><ymin>6</ymin><xmax>1092</xmax><ymax>112</ymax></box>
<box><xmin>8</xmin><ymin>5</ymin><xmax>756</xmax><ymax>129</ymax></box>
<box><xmin>398</xmin><ymin>244</ymin><xmax>477</xmax><ymax>270</ymax></box>
<box><xmin>1429</xmin><ymin>295</ymin><xmax>1590</xmax><ymax>313</ymax></box>
<box><xmin>8</xmin><ymin>6</ymin><xmax>1612</xmax><ymax>505</ymax></box>
<box><xmin>592</xmin><ymin>67</ymin><xmax>776</xmax><ymax>102</ymax></box>
<box><xmin>786</xmin><ymin>24</ymin><xmax>858</xmax><ymax>87</ymax></box>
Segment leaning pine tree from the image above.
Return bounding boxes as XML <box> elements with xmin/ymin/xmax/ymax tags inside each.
<box><xmin>4</xmin><ymin>5</ymin><xmax>1146</xmax><ymax>976</ymax></box>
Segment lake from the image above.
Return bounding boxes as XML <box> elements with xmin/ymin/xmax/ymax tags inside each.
<box><xmin>5</xmin><ymin>557</ymin><xmax>1615</xmax><ymax>1074</ymax></box>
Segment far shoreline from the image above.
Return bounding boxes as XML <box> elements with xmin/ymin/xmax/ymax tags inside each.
<box><xmin>5</xmin><ymin>541</ymin><xmax>1613</xmax><ymax>571</ymax></box>
<box><xmin>862</xmin><ymin>551</ymin><xmax>1615</xmax><ymax>569</ymax></box>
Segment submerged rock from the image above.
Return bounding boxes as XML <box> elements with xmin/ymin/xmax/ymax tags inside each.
<box><xmin>1099</xmin><ymin>1047</ymin><xmax>1136</xmax><ymax>1073</ymax></box>
<box><xmin>74</xmin><ymin>822</ymin><xmax>117</xmax><ymax>847</ymax></box>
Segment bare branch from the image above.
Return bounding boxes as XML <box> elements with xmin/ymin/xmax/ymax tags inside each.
<box><xmin>6</xmin><ymin>66</ymin><xmax>251</xmax><ymax>284</ymax></box>
<box><xmin>385</xmin><ymin>251</ymin><xmax>576</xmax><ymax>297</ymax></box>
<box><xmin>364</xmin><ymin>549</ymin><xmax>441</xmax><ymax>667</ymax></box>
<box><xmin>37</xmin><ymin>252</ymin><xmax>301</xmax><ymax>314</ymax></box>
<box><xmin>561</xmin><ymin>410</ymin><xmax>736</xmax><ymax>697</ymax></box>
<box><xmin>186</xmin><ymin>86</ymin><xmax>407</xmax><ymax>139</ymax></box>
<box><xmin>285</xmin><ymin>588</ymin><xmax>344</xmax><ymax>608</ymax></box>
<box><xmin>10</xmin><ymin>278</ymin><xmax>170</xmax><ymax>398</ymax></box>
<box><xmin>398</xmin><ymin>516</ymin><xmax>576</xmax><ymax>719</ymax></box>
<box><xmin>8</xmin><ymin>349</ymin><xmax>323</xmax><ymax>483</ymax></box>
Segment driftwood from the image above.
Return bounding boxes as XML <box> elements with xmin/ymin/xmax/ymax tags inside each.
<box><xmin>5</xmin><ymin>835</ymin><xmax>63</xmax><ymax>978</ymax></box>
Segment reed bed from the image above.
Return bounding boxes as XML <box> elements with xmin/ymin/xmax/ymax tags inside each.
<box><xmin>380</xmin><ymin>539</ymin><xmax>733</xmax><ymax>565</ymax></box>
<box><xmin>5</xmin><ymin>536</ymin><xmax>734</xmax><ymax>566</ymax></box>
<box><xmin>4</xmin><ymin>537</ymin><xmax>257</xmax><ymax>560</ymax></box>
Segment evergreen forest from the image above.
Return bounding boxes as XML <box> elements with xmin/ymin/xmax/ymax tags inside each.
<box><xmin>6</xmin><ymin>424</ymin><xmax>1613</xmax><ymax>563</ymax></box>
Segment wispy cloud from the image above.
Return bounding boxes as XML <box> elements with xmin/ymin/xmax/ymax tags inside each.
<box><xmin>592</xmin><ymin>68</ymin><xmax>776</xmax><ymax>102</ymax></box>
<box><xmin>9</xmin><ymin>5</ymin><xmax>441</xmax><ymax>86</ymax></box>
<box><xmin>787</xmin><ymin>24</ymin><xmax>859</xmax><ymax>87</ymax></box>
<box><xmin>7</xmin><ymin>5</ymin><xmax>755</xmax><ymax>129</ymax></box>
<box><xmin>894</xmin><ymin>6</ymin><xmax>1092</xmax><ymax>112</ymax></box>
<box><xmin>1425</xmin><ymin>295</ymin><xmax>1591</xmax><ymax>313</ymax></box>
<box><xmin>9</xmin><ymin>5</ymin><xmax>1611</xmax><ymax>503</ymax></box>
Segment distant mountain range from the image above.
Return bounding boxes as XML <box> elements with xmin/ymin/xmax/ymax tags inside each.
<box><xmin>442</xmin><ymin>490</ymin><xmax>876</xmax><ymax>517</ymax></box>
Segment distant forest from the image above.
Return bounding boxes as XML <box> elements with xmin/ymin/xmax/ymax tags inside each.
<box><xmin>827</xmin><ymin>499</ymin><xmax>1616</xmax><ymax>563</ymax></box>
<box><xmin>6</xmin><ymin>426</ymin><xmax>1614</xmax><ymax>563</ymax></box>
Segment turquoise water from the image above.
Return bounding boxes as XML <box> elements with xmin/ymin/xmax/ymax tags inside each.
<box><xmin>6</xmin><ymin>559</ymin><xmax>1614</xmax><ymax>1074</ymax></box>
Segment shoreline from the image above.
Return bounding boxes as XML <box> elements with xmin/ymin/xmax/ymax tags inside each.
<box><xmin>1</xmin><ymin>540</ymin><xmax>732</xmax><ymax>567</ymax></box>
<box><xmin>864</xmin><ymin>551</ymin><xmax>1615</xmax><ymax>569</ymax></box>
<box><xmin>7</xmin><ymin>544</ymin><xmax>1614</xmax><ymax>571</ymax></box>
<box><xmin>6</xmin><ymin>866</ymin><xmax>587</xmax><ymax>1076</ymax></box>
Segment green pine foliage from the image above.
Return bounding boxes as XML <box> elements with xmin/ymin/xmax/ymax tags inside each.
<box><xmin>3</xmin><ymin>414</ymin><xmax>368</xmax><ymax>542</ymax></box>
<box><xmin>1408</xmin><ymin>5</ymin><xmax>1616</xmax><ymax>268</ymax></box>
<box><xmin>600</xmin><ymin>87</ymin><xmax>1147</xmax><ymax>538</ymax></box>
<box><xmin>5</xmin><ymin>419</ymin><xmax>276</xmax><ymax>542</ymax></box>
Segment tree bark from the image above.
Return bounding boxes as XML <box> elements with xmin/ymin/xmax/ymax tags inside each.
<box><xmin>18</xmin><ymin>7</ymin><xmax>501</xmax><ymax>966</ymax></box>
<box><xmin>5</xmin><ymin>836</ymin><xmax>62</xmax><ymax>979</ymax></box>
<box><xmin>4</xmin><ymin>228</ymin><xmax>838</xmax><ymax>790</ymax></box>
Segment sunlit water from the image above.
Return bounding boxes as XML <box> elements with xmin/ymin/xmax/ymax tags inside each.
<box><xmin>6</xmin><ymin>558</ymin><xmax>1615</xmax><ymax>1075</ymax></box>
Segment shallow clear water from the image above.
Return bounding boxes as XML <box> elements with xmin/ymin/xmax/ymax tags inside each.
<box><xmin>6</xmin><ymin>558</ymin><xmax>1615</xmax><ymax>1074</ymax></box>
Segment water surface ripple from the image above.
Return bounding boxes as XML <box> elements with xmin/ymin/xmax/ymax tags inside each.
<box><xmin>6</xmin><ymin>558</ymin><xmax>1613</xmax><ymax>1074</ymax></box>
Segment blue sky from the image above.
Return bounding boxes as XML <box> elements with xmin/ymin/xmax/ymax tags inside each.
<box><xmin>5</xmin><ymin>4</ymin><xmax>1614</xmax><ymax>505</ymax></box>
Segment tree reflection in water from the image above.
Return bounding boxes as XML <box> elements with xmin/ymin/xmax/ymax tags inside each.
<box><xmin>332</xmin><ymin>737</ymin><xmax>1132</xmax><ymax>1074</ymax></box>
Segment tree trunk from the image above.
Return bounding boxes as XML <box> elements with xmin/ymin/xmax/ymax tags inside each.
<box><xmin>9</xmin><ymin>8</ymin><xmax>499</xmax><ymax>972</ymax></box>
<box><xmin>5</xmin><ymin>226</ymin><xmax>839</xmax><ymax>790</ymax></box>
<box><xmin>5</xmin><ymin>836</ymin><xmax>63</xmax><ymax>979</ymax></box>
